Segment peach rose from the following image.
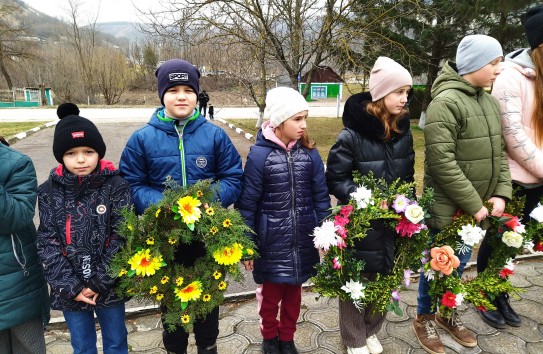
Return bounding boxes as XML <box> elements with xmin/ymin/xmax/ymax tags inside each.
<box><xmin>429</xmin><ymin>246</ymin><xmax>460</xmax><ymax>275</ymax></box>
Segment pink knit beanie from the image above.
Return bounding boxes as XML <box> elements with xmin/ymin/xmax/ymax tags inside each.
<box><xmin>369</xmin><ymin>57</ymin><xmax>413</xmax><ymax>102</ymax></box>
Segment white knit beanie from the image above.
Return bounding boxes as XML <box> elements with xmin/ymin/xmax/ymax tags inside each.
<box><xmin>456</xmin><ymin>35</ymin><xmax>503</xmax><ymax>75</ymax></box>
<box><xmin>265</xmin><ymin>87</ymin><xmax>309</xmax><ymax>127</ymax></box>
<box><xmin>369</xmin><ymin>57</ymin><xmax>413</xmax><ymax>102</ymax></box>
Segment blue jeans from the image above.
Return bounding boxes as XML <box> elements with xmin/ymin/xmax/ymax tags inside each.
<box><xmin>63</xmin><ymin>303</ymin><xmax>128</xmax><ymax>354</ymax></box>
<box><xmin>417</xmin><ymin>245</ymin><xmax>472</xmax><ymax>315</ymax></box>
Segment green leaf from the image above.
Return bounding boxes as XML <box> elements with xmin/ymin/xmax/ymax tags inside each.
<box><xmin>181</xmin><ymin>301</ymin><xmax>188</xmax><ymax>310</ymax></box>
<box><xmin>127</xmin><ymin>269</ymin><xmax>136</xmax><ymax>277</ymax></box>
<box><xmin>188</xmin><ymin>223</ymin><xmax>195</xmax><ymax>231</ymax></box>
<box><xmin>174</xmin><ymin>214</ymin><xmax>181</xmax><ymax>220</ymax></box>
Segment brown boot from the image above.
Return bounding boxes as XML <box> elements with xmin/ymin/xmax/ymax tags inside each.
<box><xmin>435</xmin><ymin>311</ymin><xmax>477</xmax><ymax>347</ymax></box>
<box><xmin>412</xmin><ymin>314</ymin><xmax>445</xmax><ymax>354</ymax></box>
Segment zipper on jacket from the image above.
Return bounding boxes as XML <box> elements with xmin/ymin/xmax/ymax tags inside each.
<box><xmin>286</xmin><ymin>150</ymin><xmax>299</xmax><ymax>283</ymax></box>
<box><xmin>175</xmin><ymin>124</ymin><xmax>188</xmax><ymax>187</ymax></box>
<box><xmin>66</xmin><ymin>214</ymin><xmax>72</xmax><ymax>245</ymax></box>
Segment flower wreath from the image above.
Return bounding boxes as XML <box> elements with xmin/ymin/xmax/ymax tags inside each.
<box><xmin>525</xmin><ymin>200</ymin><xmax>543</xmax><ymax>252</ymax></box>
<box><xmin>110</xmin><ymin>179</ymin><xmax>256</xmax><ymax>331</ymax></box>
<box><xmin>424</xmin><ymin>195</ymin><xmax>530</xmax><ymax>318</ymax></box>
<box><xmin>312</xmin><ymin>172</ymin><xmax>433</xmax><ymax>315</ymax></box>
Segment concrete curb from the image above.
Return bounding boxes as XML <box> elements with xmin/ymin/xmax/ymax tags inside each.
<box><xmin>6</xmin><ymin>120</ymin><xmax>56</xmax><ymax>145</ymax></box>
<box><xmin>216</xmin><ymin>118</ymin><xmax>255</xmax><ymax>141</ymax></box>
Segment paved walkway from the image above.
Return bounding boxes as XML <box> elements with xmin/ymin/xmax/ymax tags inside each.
<box><xmin>44</xmin><ymin>256</ymin><xmax>543</xmax><ymax>354</ymax></box>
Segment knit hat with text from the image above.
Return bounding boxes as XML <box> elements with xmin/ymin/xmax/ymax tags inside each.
<box><xmin>155</xmin><ymin>59</ymin><xmax>200</xmax><ymax>105</ymax></box>
<box><xmin>369</xmin><ymin>57</ymin><xmax>413</xmax><ymax>102</ymax></box>
<box><xmin>265</xmin><ymin>87</ymin><xmax>309</xmax><ymax>127</ymax></box>
<box><xmin>53</xmin><ymin>102</ymin><xmax>106</xmax><ymax>163</ymax></box>
<box><xmin>456</xmin><ymin>35</ymin><xmax>503</xmax><ymax>75</ymax></box>
<box><xmin>524</xmin><ymin>5</ymin><xmax>543</xmax><ymax>50</ymax></box>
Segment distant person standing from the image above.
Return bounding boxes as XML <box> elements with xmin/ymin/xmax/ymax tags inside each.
<box><xmin>208</xmin><ymin>104</ymin><xmax>214</xmax><ymax>120</ymax></box>
<box><xmin>199</xmin><ymin>90</ymin><xmax>210</xmax><ymax>117</ymax></box>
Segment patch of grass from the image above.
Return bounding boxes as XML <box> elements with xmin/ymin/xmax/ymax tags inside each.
<box><xmin>227</xmin><ymin>118</ymin><xmax>425</xmax><ymax>190</ymax></box>
<box><xmin>0</xmin><ymin>122</ymin><xmax>49</xmax><ymax>137</ymax></box>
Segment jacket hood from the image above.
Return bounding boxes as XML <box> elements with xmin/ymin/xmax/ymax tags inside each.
<box><xmin>147</xmin><ymin>107</ymin><xmax>206</xmax><ymax>135</ymax></box>
<box><xmin>504</xmin><ymin>48</ymin><xmax>536</xmax><ymax>79</ymax></box>
<box><xmin>431</xmin><ymin>61</ymin><xmax>483</xmax><ymax>99</ymax></box>
<box><xmin>342</xmin><ymin>91</ymin><xmax>411</xmax><ymax>141</ymax></box>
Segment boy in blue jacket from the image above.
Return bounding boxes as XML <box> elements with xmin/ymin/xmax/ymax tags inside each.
<box><xmin>119</xmin><ymin>59</ymin><xmax>243</xmax><ymax>354</ymax></box>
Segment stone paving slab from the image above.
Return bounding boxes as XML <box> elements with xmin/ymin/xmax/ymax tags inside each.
<box><xmin>44</xmin><ymin>257</ymin><xmax>543</xmax><ymax>354</ymax></box>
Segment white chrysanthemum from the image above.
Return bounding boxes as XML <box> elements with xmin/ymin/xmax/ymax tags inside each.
<box><xmin>424</xmin><ymin>269</ymin><xmax>435</xmax><ymax>281</ymax></box>
<box><xmin>529</xmin><ymin>204</ymin><xmax>543</xmax><ymax>222</ymax></box>
<box><xmin>524</xmin><ymin>240</ymin><xmax>535</xmax><ymax>254</ymax></box>
<box><xmin>514</xmin><ymin>224</ymin><xmax>525</xmax><ymax>234</ymax></box>
<box><xmin>504</xmin><ymin>258</ymin><xmax>515</xmax><ymax>271</ymax></box>
<box><xmin>350</xmin><ymin>186</ymin><xmax>373</xmax><ymax>210</ymax></box>
<box><xmin>455</xmin><ymin>292</ymin><xmax>465</xmax><ymax>307</ymax></box>
<box><xmin>341</xmin><ymin>279</ymin><xmax>366</xmax><ymax>300</ymax></box>
<box><xmin>458</xmin><ymin>224</ymin><xmax>486</xmax><ymax>247</ymax></box>
<box><xmin>312</xmin><ymin>221</ymin><xmax>340</xmax><ymax>251</ymax></box>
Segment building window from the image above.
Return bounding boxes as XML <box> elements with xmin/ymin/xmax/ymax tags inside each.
<box><xmin>311</xmin><ymin>85</ymin><xmax>327</xmax><ymax>99</ymax></box>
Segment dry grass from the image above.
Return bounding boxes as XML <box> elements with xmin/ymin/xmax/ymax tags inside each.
<box><xmin>0</xmin><ymin>122</ymin><xmax>49</xmax><ymax>138</ymax></box>
<box><xmin>227</xmin><ymin>118</ymin><xmax>425</xmax><ymax>190</ymax></box>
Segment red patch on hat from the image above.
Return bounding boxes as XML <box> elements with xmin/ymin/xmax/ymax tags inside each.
<box><xmin>71</xmin><ymin>131</ymin><xmax>85</xmax><ymax>138</ymax></box>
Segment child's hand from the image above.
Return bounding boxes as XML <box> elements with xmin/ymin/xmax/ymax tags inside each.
<box><xmin>241</xmin><ymin>260</ymin><xmax>254</xmax><ymax>271</ymax></box>
<box><xmin>487</xmin><ymin>197</ymin><xmax>506</xmax><ymax>217</ymax></box>
<box><xmin>474</xmin><ymin>206</ymin><xmax>489</xmax><ymax>222</ymax></box>
<box><xmin>75</xmin><ymin>288</ymin><xmax>99</xmax><ymax>305</ymax></box>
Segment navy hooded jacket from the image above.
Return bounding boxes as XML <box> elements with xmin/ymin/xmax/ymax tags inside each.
<box><xmin>237</xmin><ymin>126</ymin><xmax>330</xmax><ymax>285</ymax></box>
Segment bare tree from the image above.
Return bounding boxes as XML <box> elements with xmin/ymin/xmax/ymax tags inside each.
<box><xmin>0</xmin><ymin>1</ymin><xmax>38</xmax><ymax>89</ymax></box>
<box><xmin>94</xmin><ymin>47</ymin><xmax>129</xmax><ymax>105</ymax></box>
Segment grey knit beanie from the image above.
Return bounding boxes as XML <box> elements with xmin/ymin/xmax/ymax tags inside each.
<box><xmin>456</xmin><ymin>35</ymin><xmax>503</xmax><ymax>75</ymax></box>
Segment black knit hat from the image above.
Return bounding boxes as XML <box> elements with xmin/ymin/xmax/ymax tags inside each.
<box><xmin>524</xmin><ymin>5</ymin><xmax>543</xmax><ymax>50</ymax></box>
<box><xmin>155</xmin><ymin>59</ymin><xmax>200</xmax><ymax>105</ymax></box>
<box><xmin>53</xmin><ymin>103</ymin><xmax>106</xmax><ymax>163</ymax></box>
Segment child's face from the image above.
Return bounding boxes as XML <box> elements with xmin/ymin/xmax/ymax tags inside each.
<box><xmin>384</xmin><ymin>85</ymin><xmax>411</xmax><ymax>115</ymax></box>
<box><xmin>464</xmin><ymin>57</ymin><xmax>502</xmax><ymax>88</ymax></box>
<box><xmin>276</xmin><ymin>110</ymin><xmax>308</xmax><ymax>144</ymax></box>
<box><xmin>62</xmin><ymin>146</ymin><xmax>99</xmax><ymax>177</ymax></box>
<box><xmin>163</xmin><ymin>85</ymin><xmax>198</xmax><ymax>119</ymax></box>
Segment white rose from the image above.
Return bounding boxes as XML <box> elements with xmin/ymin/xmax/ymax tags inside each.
<box><xmin>502</xmin><ymin>231</ymin><xmax>523</xmax><ymax>248</ymax></box>
<box><xmin>529</xmin><ymin>204</ymin><xmax>543</xmax><ymax>222</ymax></box>
<box><xmin>404</xmin><ymin>204</ymin><xmax>424</xmax><ymax>224</ymax></box>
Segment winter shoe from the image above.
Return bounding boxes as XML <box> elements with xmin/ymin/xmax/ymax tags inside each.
<box><xmin>412</xmin><ymin>314</ymin><xmax>445</xmax><ymax>354</ymax></box>
<box><xmin>279</xmin><ymin>340</ymin><xmax>299</xmax><ymax>354</ymax></box>
<box><xmin>478</xmin><ymin>306</ymin><xmax>507</xmax><ymax>329</ymax></box>
<box><xmin>346</xmin><ymin>346</ymin><xmax>370</xmax><ymax>354</ymax></box>
<box><xmin>197</xmin><ymin>344</ymin><xmax>218</xmax><ymax>354</ymax></box>
<box><xmin>366</xmin><ymin>335</ymin><xmax>383</xmax><ymax>354</ymax></box>
<box><xmin>262</xmin><ymin>337</ymin><xmax>281</xmax><ymax>354</ymax></box>
<box><xmin>496</xmin><ymin>293</ymin><xmax>522</xmax><ymax>327</ymax></box>
<box><xmin>436</xmin><ymin>312</ymin><xmax>477</xmax><ymax>347</ymax></box>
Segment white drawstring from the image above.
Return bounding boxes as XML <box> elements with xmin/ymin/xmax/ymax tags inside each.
<box><xmin>11</xmin><ymin>234</ymin><xmax>28</xmax><ymax>276</ymax></box>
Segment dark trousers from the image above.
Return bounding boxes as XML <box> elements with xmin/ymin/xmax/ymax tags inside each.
<box><xmin>513</xmin><ymin>182</ymin><xmax>543</xmax><ymax>223</ymax></box>
<box><xmin>161</xmin><ymin>306</ymin><xmax>219</xmax><ymax>353</ymax></box>
<box><xmin>199</xmin><ymin>104</ymin><xmax>207</xmax><ymax>117</ymax></box>
<box><xmin>256</xmin><ymin>282</ymin><xmax>302</xmax><ymax>341</ymax></box>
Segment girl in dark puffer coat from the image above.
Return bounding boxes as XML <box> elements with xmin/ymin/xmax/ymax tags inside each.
<box><xmin>237</xmin><ymin>87</ymin><xmax>330</xmax><ymax>354</ymax></box>
<box><xmin>326</xmin><ymin>57</ymin><xmax>414</xmax><ymax>354</ymax></box>
<box><xmin>37</xmin><ymin>103</ymin><xmax>132</xmax><ymax>354</ymax></box>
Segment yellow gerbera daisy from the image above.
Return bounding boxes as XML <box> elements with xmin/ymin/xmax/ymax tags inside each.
<box><xmin>246</xmin><ymin>248</ymin><xmax>254</xmax><ymax>256</ymax></box>
<box><xmin>213</xmin><ymin>271</ymin><xmax>222</xmax><ymax>280</ymax></box>
<box><xmin>175</xmin><ymin>280</ymin><xmax>203</xmax><ymax>302</ymax></box>
<box><xmin>210</xmin><ymin>226</ymin><xmax>219</xmax><ymax>235</ymax></box>
<box><xmin>218</xmin><ymin>281</ymin><xmax>227</xmax><ymax>290</ymax></box>
<box><xmin>176</xmin><ymin>196</ymin><xmax>202</xmax><ymax>224</ymax></box>
<box><xmin>146</xmin><ymin>237</ymin><xmax>155</xmax><ymax>245</ymax></box>
<box><xmin>222</xmin><ymin>219</ymin><xmax>232</xmax><ymax>228</ymax></box>
<box><xmin>175</xmin><ymin>277</ymin><xmax>184</xmax><ymax>286</ymax></box>
<box><xmin>127</xmin><ymin>249</ymin><xmax>164</xmax><ymax>277</ymax></box>
<box><xmin>155</xmin><ymin>208</ymin><xmax>161</xmax><ymax>218</ymax></box>
<box><xmin>181</xmin><ymin>315</ymin><xmax>190</xmax><ymax>324</ymax></box>
<box><xmin>202</xmin><ymin>294</ymin><xmax>211</xmax><ymax>302</ymax></box>
<box><xmin>206</xmin><ymin>207</ymin><xmax>215</xmax><ymax>216</ymax></box>
<box><xmin>118</xmin><ymin>268</ymin><xmax>128</xmax><ymax>277</ymax></box>
<box><xmin>156</xmin><ymin>293</ymin><xmax>164</xmax><ymax>301</ymax></box>
<box><xmin>168</xmin><ymin>237</ymin><xmax>177</xmax><ymax>245</ymax></box>
<box><xmin>213</xmin><ymin>243</ymin><xmax>243</xmax><ymax>265</ymax></box>
<box><xmin>149</xmin><ymin>286</ymin><xmax>158</xmax><ymax>294</ymax></box>
<box><xmin>197</xmin><ymin>190</ymin><xmax>204</xmax><ymax>197</ymax></box>
<box><xmin>161</xmin><ymin>276</ymin><xmax>170</xmax><ymax>284</ymax></box>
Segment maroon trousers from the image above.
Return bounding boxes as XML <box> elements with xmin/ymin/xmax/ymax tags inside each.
<box><xmin>256</xmin><ymin>282</ymin><xmax>302</xmax><ymax>341</ymax></box>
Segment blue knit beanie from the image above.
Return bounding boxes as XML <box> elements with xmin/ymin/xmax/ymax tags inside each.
<box><xmin>155</xmin><ymin>59</ymin><xmax>200</xmax><ymax>105</ymax></box>
<box><xmin>456</xmin><ymin>35</ymin><xmax>503</xmax><ymax>75</ymax></box>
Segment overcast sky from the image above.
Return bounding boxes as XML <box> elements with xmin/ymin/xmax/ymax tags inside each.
<box><xmin>22</xmin><ymin>0</ymin><xmax>154</xmax><ymax>23</ymax></box>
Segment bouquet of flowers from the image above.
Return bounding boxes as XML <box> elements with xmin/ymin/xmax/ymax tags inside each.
<box><xmin>110</xmin><ymin>179</ymin><xmax>256</xmax><ymax>331</ymax></box>
<box><xmin>312</xmin><ymin>172</ymin><xmax>432</xmax><ymax>315</ymax></box>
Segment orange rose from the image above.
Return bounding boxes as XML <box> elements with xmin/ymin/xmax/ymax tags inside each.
<box><xmin>429</xmin><ymin>246</ymin><xmax>460</xmax><ymax>275</ymax></box>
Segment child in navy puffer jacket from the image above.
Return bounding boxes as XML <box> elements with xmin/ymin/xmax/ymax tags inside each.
<box><xmin>37</xmin><ymin>103</ymin><xmax>132</xmax><ymax>354</ymax></box>
<box><xmin>237</xmin><ymin>87</ymin><xmax>330</xmax><ymax>354</ymax></box>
